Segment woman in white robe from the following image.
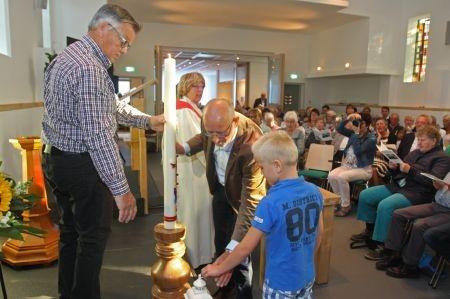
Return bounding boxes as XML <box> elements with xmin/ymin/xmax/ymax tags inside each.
<box><xmin>176</xmin><ymin>72</ymin><xmax>214</xmax><ymax>268</ymax></box>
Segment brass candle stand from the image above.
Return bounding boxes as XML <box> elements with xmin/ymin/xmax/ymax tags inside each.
<box><xmin>151</xmin><ymin>223</ymin><xmax>191</xmax><ymax>298</ymax></box>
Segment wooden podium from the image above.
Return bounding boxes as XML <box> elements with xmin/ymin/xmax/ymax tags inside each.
<box><xmin>2</xmin><ymin>137</ymin><xmax>59</xmax><ymax>266</ymax></box>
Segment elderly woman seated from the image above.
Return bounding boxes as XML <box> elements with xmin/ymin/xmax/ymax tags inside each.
<box><xmin>374</xmin><ymin>172</ymin><xmax>450</xmax><ymax>278</ymax></box>
<box><xmin>353</xmin><ymin>125</ymin><xmax>450</xmax><ymax>259</ymax></box>
<box><xmin>279</xmin><ymin>111</ymin><xmax>305</xmax><ymax>166</ymax></box>
<box><xmin>328</xmin><ymin>113</ymin><xmax>376</xmax><ymax>216</ymax></box>
<box><xmin>372</xmin><ymin>117</ymin><xmax>397</xmax><ymax>186</ymax></box>
<box><xmin>305</xmin><ymin>118</ymin><xmax>333</xmax><ymax>149</ymax></box>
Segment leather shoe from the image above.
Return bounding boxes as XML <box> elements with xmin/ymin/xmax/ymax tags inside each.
<box><xmin>365</xmin><ymin>246</ymin><xmax>390</xmax><ymax>261</ymax></box>
<box><xmin>351</xmin><ymin>229</ymin><xmax>371</xmax><ymax>242</ymax></box>
<box><xmin>386</xmin><ymin>264</ymin><xmax>420</xmax><ymax>279</ymax></box>
<box><xmin>376</xmin><ymin>256</ymin><xmax>402</xmax><ymax>271</ymax></box>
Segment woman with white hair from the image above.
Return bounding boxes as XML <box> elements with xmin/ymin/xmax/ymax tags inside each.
<box><xmin>279</xmin><ymin>111</ymin><xmax>306</xmax><ymax>165</ymax></box>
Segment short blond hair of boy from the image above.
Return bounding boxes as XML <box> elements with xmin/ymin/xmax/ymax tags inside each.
<box><xmin>252</xmin><ymin>131</ymin><xmax>298</xmax><ymax>166</ymax></box>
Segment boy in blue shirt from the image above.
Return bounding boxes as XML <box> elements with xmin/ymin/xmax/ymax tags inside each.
<box><xmin>202</xmin><ymin>131</ymin><xmax>324</xmax><ymax>298</ymax></box>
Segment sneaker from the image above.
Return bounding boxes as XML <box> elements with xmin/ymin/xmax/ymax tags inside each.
<box><xmin>365</xmin><ymin>246</ymin><xmax>390</xmax><ymax>261</ymax></box>
<box><xmin>351</xmin><ymin>230</ymin><xmax>370</xmax><ymax>242</ymax></box>
<box><xmin>386</xmin><ymin>264</ymin><xmax>420</xmax><ymax>279</ymax></box>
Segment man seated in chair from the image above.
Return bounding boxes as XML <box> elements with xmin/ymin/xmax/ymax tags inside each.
<box><xmin>375</xmin><ymin>172</ymin><xmax>450</xmax><ymax>278</ymax></box>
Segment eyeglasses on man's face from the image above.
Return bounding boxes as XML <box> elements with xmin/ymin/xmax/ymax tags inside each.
<box><xmin>204</xmin><ymin>121</ymin><xmax>233</xmax><ymax>138</ymax></box>
<box><xmin>108</xmin><ymin>23</ymin><xmax>131</xmax><ymax>49</ymax></box>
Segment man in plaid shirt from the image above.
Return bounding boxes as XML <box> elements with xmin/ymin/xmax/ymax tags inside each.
<box><xmin>41</xmin><ymin>4</ymin><xmax>164</xmax><ymax>299</ymax></box>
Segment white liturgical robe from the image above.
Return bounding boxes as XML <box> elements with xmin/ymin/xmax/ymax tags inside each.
<box><xmin>176</xmin><ymin>97</ymin><xmax>215</xmax><ymax>268</ymax></box>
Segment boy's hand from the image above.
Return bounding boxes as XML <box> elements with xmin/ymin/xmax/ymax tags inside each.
<box><xmin>201</xmin><ymin>264</ymin><xmax>221</xmax><ymax>278</ymax></box>
<box><xmin>201</xmin><ymin>264</ymin><xmax>232</xmax><ymax>287</ymax></box>
<box><xmin>215</xmin><ymin>272</ymin><xmax>232</xmax><ymax>287</ymax></box>
<box><xmin>208</xmin><ymin>251</ymin><xmax>233</xmax><ymax>287</ymax></box>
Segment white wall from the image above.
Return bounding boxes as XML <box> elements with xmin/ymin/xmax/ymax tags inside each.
<box><xmin>308</xmin><ymin>19</ymin><xmax>370</xmax><ymax>77</ymax></box>
<box><xmin>0</xmin><ymin>0</ymin><xmax>44</xmax><ymax>178</ymax></box>
<box><xmin>389</xmin><ymin>0</ymin><xmax>450</xmax><ymax>108</ymax></box>
<box><xmin>51</xmin><ymin>0</ymin><xmax>106</xmax><ymax>52</ymax></box>
<box><xmin>305</xmin><ymin>75</ymin><xmax>383</xmax><ymax>108</ymax></box>
<box><xmin>249</xmin><ymin>60</ymin><xmax>268</xmax><ymax>107</ymax></box>
<box><xmin>114</xmin><ymin>22</ymin><xmax>311</xmax><ymax>114</ymax></box>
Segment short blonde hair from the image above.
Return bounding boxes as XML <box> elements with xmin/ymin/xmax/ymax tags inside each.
<box><xmin>416</xmin><ymin>125</ymin><xmax>441</xmax><ymax>144</ymax></box>
<box><xmin>252</xmin><ymin>131</ymin><xmax>298</xmax><ymax>166</ymax></box>
<box><xmin>177</xmin><ymin>72</ymin><xmax>205</xmax><ymax>98</ymax></box>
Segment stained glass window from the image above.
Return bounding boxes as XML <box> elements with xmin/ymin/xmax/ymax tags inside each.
<box><xmin>412</xmin><ymin>17</ymin><xmax>430</xmax><ymax>82</ymax></box>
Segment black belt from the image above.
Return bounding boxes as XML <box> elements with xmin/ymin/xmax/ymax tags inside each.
<box><xmin>43</xmin><ymin>144</ymin><xmax>87</xmax><ymax>156</ymax></box>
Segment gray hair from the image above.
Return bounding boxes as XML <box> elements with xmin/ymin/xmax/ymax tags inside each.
<box><xmin>284</xmin><ymin>111</ymin><xmax>298</xmax><ymax>122</ymax></box>
<box><xmin>88</xmin><ymin>4</ymin><xmax>141</xmax><ymax>32</ymax></box>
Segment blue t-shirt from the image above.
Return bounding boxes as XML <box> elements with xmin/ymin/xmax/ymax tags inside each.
<box><xmin>251</xmin><ymin>177</ymin><xmax>323</xmax><ymax>291</ymax></box>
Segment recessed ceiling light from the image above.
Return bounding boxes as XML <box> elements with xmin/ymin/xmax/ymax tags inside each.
<box><xmin>236</xmin><ymin>56</ymin><xmax>240</xmax><ymax>60</ymax></box>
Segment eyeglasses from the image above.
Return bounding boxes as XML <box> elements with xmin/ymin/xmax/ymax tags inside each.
<box><xmin>108</xmin><ymin>23</ymin><xmax>131</xmax><ymax>49</ymax></box>
<box><xmin>204</xmin><ymin>121</ymin><xmax>233</xmax><ymax>138</ymax></box>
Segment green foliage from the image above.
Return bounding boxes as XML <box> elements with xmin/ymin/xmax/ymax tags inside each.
<box><xmin>44</xmin><ymin>52</ymin><xmax>58</xmax><ymax>72</ymax></box>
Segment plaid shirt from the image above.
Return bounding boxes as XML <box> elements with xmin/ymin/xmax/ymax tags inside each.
<box><xmin>42</xmin><ymin>35</ymin><xmax>149</xmax><ymax>196</ymax></box>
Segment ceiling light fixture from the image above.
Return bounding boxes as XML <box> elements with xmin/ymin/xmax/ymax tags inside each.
<box><xmin>316</xmin><ymin>66</ymin><xmax>322</xmax><ymax>71</ymax></box>
<box><xmin>345</xmin><ymin>62</ymin><xmax>351</xmax><ymax>68</ymax></box>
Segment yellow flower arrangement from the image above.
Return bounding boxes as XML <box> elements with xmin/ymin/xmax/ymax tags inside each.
<box><xmin>0</xmin><ymin>162</ymin><xmax>44</xmax><ymax>244</ymax></box>
<box><xmin>0</xmin><ymin>174</ymin><xmax>13</xmax><ymax>212</ymax></box>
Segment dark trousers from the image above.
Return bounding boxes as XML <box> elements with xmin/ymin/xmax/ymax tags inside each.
<box><xmin>42</xmin><ymin>151</ymin><xmax>113</xmax><ymax>299</ymax></box>
<box><xmin>384</xmin><ymin>203</ymin><xmax>450</xmax><ymax>265</ymax></box>
<box><xmin>424</xmin><ymin>222</ymin><xmax>450</xmax><ymax>259</ymax></box>
<box><xmin>212</xmin><ymin>183</ymin><xmax>252</xmax><ymax>299</ymax></box>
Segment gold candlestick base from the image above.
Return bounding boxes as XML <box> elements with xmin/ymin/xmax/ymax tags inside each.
<box><xmin>151</xmin><ymin>223</ymin><xmax>190</xmax><ymax>298</ymax></box>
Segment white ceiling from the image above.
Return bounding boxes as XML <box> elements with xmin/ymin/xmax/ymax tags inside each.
<box><xmin>109</xmin><ymin>0</ymin><xmax>364</xmax><ymax>33</ymax></box>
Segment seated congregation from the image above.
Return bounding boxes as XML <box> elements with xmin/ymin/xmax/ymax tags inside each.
<box><xmin>243</xmin><ymin>102</ymin><xmax>450</xmax><ymax>285</ymax></box>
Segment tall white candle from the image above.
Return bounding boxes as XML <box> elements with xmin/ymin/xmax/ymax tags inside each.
<box><xmin>163</xmin><ymin>54</ymin><xmax>177</xmax><ymax>229</ymax></box>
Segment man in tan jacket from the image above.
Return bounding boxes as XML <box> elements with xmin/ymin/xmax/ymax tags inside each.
<box><xmin>178</xmin><ymin>98</ymin><xmax>266</xmax><ymax>298</ymax></box>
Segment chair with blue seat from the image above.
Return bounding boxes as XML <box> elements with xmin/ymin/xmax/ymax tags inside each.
<box><xmin>299</xmin><ymin>143</ymin><xmax>334</xmax><ymax>190</ymax></box>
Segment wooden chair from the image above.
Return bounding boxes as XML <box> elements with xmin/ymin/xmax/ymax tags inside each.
<box><xmin>299</xmin><ymin>144</ymin><xmax>334</xmax><ymax>190</ymax></box>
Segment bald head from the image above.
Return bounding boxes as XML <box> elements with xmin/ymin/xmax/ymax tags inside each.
<box><xmin>203</xmin><ymin>98</ymin><xmax>235</xmax><ymax>126</ymax></box>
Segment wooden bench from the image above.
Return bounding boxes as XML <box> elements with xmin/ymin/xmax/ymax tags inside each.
<box><xmin>316</xmin><ymin>188</ymin><xmax>340</xmax><ymax>284</ymax></box>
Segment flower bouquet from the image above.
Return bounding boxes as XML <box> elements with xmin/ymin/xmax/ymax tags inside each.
<box><xmin>0</xmin><ymin>162</ymin><xmax>45</xmax><ymax>253</ymax></box>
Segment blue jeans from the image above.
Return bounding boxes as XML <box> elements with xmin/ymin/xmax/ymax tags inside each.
<box><xmin>357</xmin><ymin>185</ymin><xmax>411</xmax><ymax>242</ymax></box>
